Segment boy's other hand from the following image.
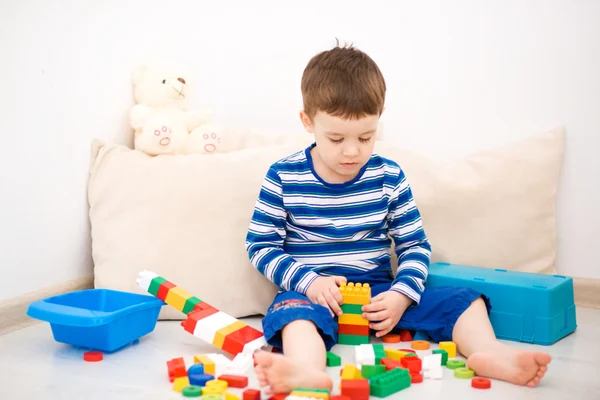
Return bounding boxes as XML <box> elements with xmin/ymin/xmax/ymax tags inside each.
<box><xmin>362</xmin><ymin>290</ymin><xmax>413</xmax><ymax>337</ymax></box>
<box><xmin>306</xmin><ymin>276</ymin><xmax>347</xmax><ymax>317</ymax></box>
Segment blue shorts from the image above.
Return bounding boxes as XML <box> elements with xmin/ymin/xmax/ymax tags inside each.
<box><xmin>261</xmin><ymin>283</ymin><xmax>491</xmax><ymax>351</ymax></box>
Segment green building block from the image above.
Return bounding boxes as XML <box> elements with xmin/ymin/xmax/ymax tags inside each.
<box><xmin>340</xmin><ymin>303</ymin><xmax>364</xmax><ymax>314</ymax></box>
<box><xmin>292</xmin><ymin>388</ymin><xmax>331</xmax><ymax>394</ymax></box>
<box><xmin>373</xmin><ymin>344</ymin><xmax>386</xmax><ymax>364</ymax></box>
<box><xmin>446</xmin><ymin>359</ymin><xmax>466</xmax><ymax>369</ymax></box>
<box><xmin>326</xmin><ymin>351</ymin><xmax>342</xmax><ymax>367</ymax></box>
<box><xmin>361</xmin><ymin>364</ymin><xmax>386</xmax><ymax>378</ymax></box>
<box><xmin>148</xmin><ymin>276</ymin><xmax>167</xmax><ymax>296</ymax></box>
<box><xmin>338</xmin><ymin>334</ymin><xmax>369</xmax><ymax>345</ymax></box>
<box><xmin>432</xmin><ymin>349</ymin><xmax>448</xmax><ymax>365</ymax></box>
<box><xmin>182</xmin><ymin>297</ymin><xmax>202</xmax><ymax>314</ymax></box>
<box><xmin>370</xmin><ymin>368</ymin><xmax>411</xmax><ymax>397</ymax></box>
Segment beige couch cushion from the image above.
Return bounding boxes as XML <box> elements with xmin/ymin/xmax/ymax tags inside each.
<box><xmin>88</xmin><ymin>127</ymin><xmax>565</xmax><ymax>319</ymax></box>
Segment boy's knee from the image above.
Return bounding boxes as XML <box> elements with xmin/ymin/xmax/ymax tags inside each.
<box><xmin>282</xmin><ymin>318</ymin><xmax>319</xmax><ymax>334</ymax></box>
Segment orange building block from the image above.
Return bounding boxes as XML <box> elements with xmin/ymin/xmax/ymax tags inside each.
<box><xmin>338</xmin><ymin>324</ymin><xmax>369</xmax><ymax>336</ymax></box>
<box><xmin>213</xmin><ymin>321</ymin><xmax>247</xmax><ymax>349</ymax></box>
<box><xmin>166</xmin><ymin>357</ymin><xmax>186</xmax><ymax>383</ymax></box>
<box><xmin>341</xmin><ymin>379</ymin><xmax>369</xmax><ymax>400</ymax></box>
<box><xmin>339</xmin><ymin>283</ymin><xmax>371</xmax><ymax>305</ymax></box>
<box><xmin>218</xmin><ymin>374</ymin><xmax>249</xmax><ymax>388</ymax></box>
<box><xmin>181</xmin><ymin>306</ymin><xmax>219</xmax><ymax>334</ymax></box>
<box><xmin>221</xmin><ymin>325</ymin><xmax>264</xmax><ymax>355</ymax></box>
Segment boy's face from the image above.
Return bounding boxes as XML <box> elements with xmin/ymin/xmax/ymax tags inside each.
<box><xmin>300</xmin><ymin>110</ymin><xmax>379</xmax><ymax>183</ymax></box>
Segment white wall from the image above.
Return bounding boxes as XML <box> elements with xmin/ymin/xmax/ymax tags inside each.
<box><xmin>1</xmin><ymin>0</ymin><xmax>598</xmax><ymax>301</ymax></box>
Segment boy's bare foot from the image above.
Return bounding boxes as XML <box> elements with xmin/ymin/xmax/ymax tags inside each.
<box><xmin>467</xmin><ymin>346</ymin><xmax>551</xmax><ymax>387</ymax></box>
<box><xmin>253</xmin><ymin>351</ymin><xmax>332</xmax><ymax>394</ymax></box>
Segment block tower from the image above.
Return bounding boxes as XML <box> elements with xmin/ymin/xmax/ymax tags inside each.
<box><xmin>338</xmin><ymin>282</ymin><xmax>371</xmax><ymax>345</ymax></box>
<box><xmin>137</xmin><ymin>270</ymin><xmax>268</xmax><ymax>356</ymax></box>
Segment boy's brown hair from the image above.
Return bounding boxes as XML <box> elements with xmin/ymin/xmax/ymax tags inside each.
<box><xmin>301</xmin><ymin>42</ymin><xmax>386</xmax><ymax>120</ymax></box>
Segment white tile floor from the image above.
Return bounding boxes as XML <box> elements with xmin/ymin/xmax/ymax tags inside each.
<box><xmin>1</xmin><ymin>307</ymin><xmax>599</xmax><ymax>400</ymax></box>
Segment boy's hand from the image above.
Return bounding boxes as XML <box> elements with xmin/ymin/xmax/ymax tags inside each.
<box><xmin>306</xmin><ymin>276</ymin><xmax>347</xmax><ymax>317</ymax></box>
<box><xmin>362</xmin><ymin>291</ymin><xmax>413</xmax><ymax>337</ymax></box>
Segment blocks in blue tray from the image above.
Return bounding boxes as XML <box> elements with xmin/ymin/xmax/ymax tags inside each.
<box><xmin>425</xmin><ymin>262</ymin><xmax>577</xmax><ymax>345</ymax></box>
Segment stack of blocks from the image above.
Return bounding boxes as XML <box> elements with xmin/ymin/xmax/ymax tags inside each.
<box><xmin>137</xmin><ymin>270</ymin><xmax>268</xmax><ymax>356</ymax></box>
<box><xmin>338</xmin><ymin>283</ymin><xmax>371</xmax><ymax>345</ymax></box>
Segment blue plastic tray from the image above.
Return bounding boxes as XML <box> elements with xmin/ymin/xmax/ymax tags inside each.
<box><xmin>425</xmin><ymin>262</ymin><xmax>577</xmax><ymax>345</ymax></box>
<box><xmin>27</xmin><ymin>289</ymin><xmax>164</xmax><ymax>352</ymax></box>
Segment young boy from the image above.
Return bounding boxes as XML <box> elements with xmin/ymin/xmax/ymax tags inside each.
<box><xmin>245</xmin><ymin>44</ymin><xmax>551</xmax><ymax>393</ymax></box>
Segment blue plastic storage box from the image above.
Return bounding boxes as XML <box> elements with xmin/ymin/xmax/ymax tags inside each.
<box><xmin>27</xmin><ymin>288</ymin><xmax>165</xmax><ymax>352</ymax></box>
<box><xmin>425</xmin><ymin>262</ymin><xmax>577</xmax><ymax>345</ymax></box>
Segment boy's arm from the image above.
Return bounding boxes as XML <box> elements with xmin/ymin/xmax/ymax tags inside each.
<box><xmin>245</xmin><ymin>167</ymin><xmax>320</xmax><ymax>294</ymax></box>
<box><xmin>387</xmin><ymin>168</ymin><xmax>432</xmax><ymax>305</ymax></box>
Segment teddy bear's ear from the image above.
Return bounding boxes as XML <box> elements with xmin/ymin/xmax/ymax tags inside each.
<box><xmin>132</xmin><ymin>63</ymin><xmax>148</xmax><ymax>84</ymax></box>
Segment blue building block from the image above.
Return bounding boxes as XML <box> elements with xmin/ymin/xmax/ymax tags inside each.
<box><xmin>425</xmin><ymin>262</ymin><xmax>577</xmax><ymax>345</ymax></box>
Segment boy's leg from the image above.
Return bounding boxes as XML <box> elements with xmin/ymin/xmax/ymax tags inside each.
<box><xmin>389</xmin><ymin>286</ymin><xmax>551</xmax><ymax>387</ymax></box>
<box><xmin>254</xmin><ymin>291</ymin><xmax>334</xmax><ymax>393</ymax></box>
<box><xmin>453</xmin><ymin>297</ymin><xmax>551</xmax><ymax>387</ymax></box>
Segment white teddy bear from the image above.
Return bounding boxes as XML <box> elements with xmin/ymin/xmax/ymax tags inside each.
<box><xmin>130</xmin><ymin>62</ymin><xmax>213</xmax><ymax>156</ymax></box>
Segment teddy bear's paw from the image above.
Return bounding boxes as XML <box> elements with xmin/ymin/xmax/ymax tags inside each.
<box><xmin>153</xmin><ymin>125</ymin><xmax>173</xmax><ymax>147</ymax></box>
<box><xmin>201</xmin><ymin>131</ymin><xmax>221</xmax><ymax>153</ymax></box>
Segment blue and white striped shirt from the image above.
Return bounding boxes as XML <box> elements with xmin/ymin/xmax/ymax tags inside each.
<box><xmin>245</xmin><ymin>143</ymin><xmax>431</xmax><ymax>304</ymax></box>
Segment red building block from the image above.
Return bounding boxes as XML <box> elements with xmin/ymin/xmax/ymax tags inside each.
<box><xmin>399</xmin><ymin>329</ymin><xmax>413</xmax><ymax>342</ymax></box>
<box><xmin>243</xmin><ymin>389</ymin><xmax>261</xmax><ymax>400</ymax></box>
<box><xmin>157</xmin><ymin>281</ymin><xmax>176</xmax><ymax>302</ymax></box>
<box><xmin>194</xmin><ymin>301</ymin><xmax>213</xmax><ymax>311</ymax></box>
<box><xmin>341</xmin><ymin>379</ymin><xmax>370</xmax><ymax>400</ymax></box>
<box><xmin>338</xmin><ymin>324</ymin><xmax>370</xmax><ymax>336</ymax></box>
<box><xmin>269</xmin><ymin>394</ymin><xmax>287</xmax><ymax>400</ymax></box>
<box><xmin>166</xmin><ymin>357</ymin><xmax>186</xmax><ymax>383</ymax></box>
<box><xmin>380</xmin><ymin>358</ymin><xmax>403</xmax><ymax>371</ymax></box>
<box><xmin>180</xmin><ymin>306</ymin><xmax>219</xmax><ymax>333</ymax></box>
<box><xmin>221</xmin><ymin>325</ymin><xmax>264</xmax><ymax>355</ymax></box>
<box><xmin>400</xmin><ymin>356</ymin><xmax>422</xmax><ymax>373</ymax></box>
<box><xmin>218</xmin><ymin>374</ymin><xmax>248</xmax><ymax>388</ymax></box>
<box><xmin>330</xmin><ymin>396</ymin><xmax>351</xmax><ymax>400</ymax></box>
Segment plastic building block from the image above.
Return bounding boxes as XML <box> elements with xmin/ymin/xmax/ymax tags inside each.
<box><xmin>338</xmin><ymin>324</ymin><xmax>369</xmax><ymax>336</ymax></box>
<box><xmin>340</xmin><ymin>364</ymin><xmax>362</xmax><ymax>380</ymax></box>
<box><xmin>225</xmin><ymin>391</ymin><xmax>242</xmax><ymax>400</ymax></box>
<box><xmin>136</xmin><ymin>270</ymin><xmax>159</xmax><ymax>292</ymax></box>
<box><xmin>167</xmin><ymin>357</ymin><xmax>187</xmax><ymax>382</ymax></box>
<box><xmin>222</xmin><ymin>353</ymin><xmax>253</xmax><ymax>375</ymax></box>
<box><xmin>369</xmin><ymin>368</ymin><xmax>411</xmax><ymax>397</ymax></box>
<box><xmin>194</xmin><ymin>354</ymin><xmax>216</xmax><ymax>375</ymax></box>
<box><xmin>269</xmin><ymin>394</ymin><xmax>288</xmax><ymax>400</ymax></box>
<box><xmin>165</xmin><ymin>286</ymin><xmax>193</xmax><ymax>312</ymax></box>
<box><xmin>341</xmin><ymin>303</ymin><xmax>364</xmax><ymax>314</ymax></box>
<box><xmin>204</xmin><ymin>396</ymin><xmax>225</xmax><ymax>400</ymax></box>
<box><xmin>339</xmin><ymin>314</ymin><xmax>369</xmax><ymax>326</ymax></box>
<box><xmin>400</xmin><ymin>356</ymin><xmax>421</xmax><ymax>373</ymax></box>
<box><xmin>221</xmin><ymin>325</ymin><xmax>266</xmax><ymax>355</ymax></box>
<box><xmin>426</xmin><ymin>262</ymin><xmax>577</xmax><ymax>345</ymax></box>
<box><xmin>189</xmin><ymin>372</ymin><xmax>213</xmax><ymax>387</ymax></box>
<box><xmin>380</xmin><ymin>358</ymin><xmax>402</xmax><ymax>370</ymax></box>
<box><xmin>399</xmin><ymin>330</ymin><xmax>412</xmax><ymax>342</ymax></box>
<box><xmin>383</xmin><ymin>349</ymin><xmax>409</xmax><ymax>361</ymax></box>
<box><xmin>330</xmin><ymin>396</ymin><xmax>351</xmax><ymax>400</ymax></box>
<box><xmin>382</xmin><ymin>334</ymin><xmax>400</xmax><ymax>343</ymax></box>
<box><xmin>182</xmin><ymin>385</ymin><xmax>203</xmax><ymax>397</ymax></box>
<box><xmin>326</xmin><ymin>351</ymin><xmax>342</xmax><ymax>367</ymax></box>
<box><xmin>354</xmin><ymin>344</ymin><xmax>375</xmax><ymax>367</ymax></box>
<box><xmin>182</xmin><ymin>306</ymin><xmax>219</xmax><ymax>333</ymax></box>
<box><xmin>432</xmin><ymin>349</ymin><xmax>448</xmax><ymax>365</ymax></box>
<box><xmin>373</xmin><ymin>344</ymin><xmax>386</xmax><ymax>363</ymax></box>
<box><xmin>339</xmin><ymin>283</ymin><xmax>371</xmax><ymax>305</ymax></box>
<box><xmin>341</xmin><ymin>379</ymin><xmax>370</xmax><ymax>400</ymax></box>
<box><xmin>218</xmin><ymin>374</ymin><xmax>248</xmax><ymax>388</ymax></box>
<box><xmin>361</xmin><ymin>364</ymin><xmax>386</xmax><ymax>378</ymax></box>
<box><xmin>446</xmin><ymin>359</ymin><xmax>466</xmax><ymax>369</ymax></box>
<box><xmin>423</xmin><ymin>354</ymin><xmax>442</xmax><ymax>371</ymax></box>
<box><xmin>413</xmin><ymin>330</ymin><xmax>430</xmax><ymax>341</ymax></box>
<box><xmin>424</xmin><ymin>365</ymin><xmax>443</xmax><ymax>380</ymax></box>
<box><xmin>157</xmin><ymin>281</ymin><xmax>176</xmax><ymax>302</ymax></box>
<box><xmin>26</xmin><ymin>289</ymin><xmax>164</xmax><ymax>353</ymax></box>
<box><xmin>206</xmin><ymin>379</ymin><xmax>229</xmax><ymax>391</ymax></box>
<box><xmin>454</xmin><ymin>367</ymin><xmax>475</xmax><ymax>378</ymax></box>
<box><xmin>148</xmin><ymin>276</ymin><xmax>167</xmax><ymax>296</ymax></box>
<box><xmin>214</xmin><ymin>321</ymin><xmax>247</xmax><ymax>349</ymax></box>
<box><xmin>338</xmin><ymin>334</ymin><xmax>369</xmax><ymax>345</ymax></box>
<box><xmin>243</xmin><ymin>389</ymin><xmax>261</xmax><ymax>400</ymax></box>
<box><xmin>173</xmin><ymin>376</ymin><xmax>191</xmax><ymax>392</ymax></box>
<box><xmin>438</xmin><ymin>341</ymin><xmax>456</xmax><ymax>358</ymax></box>
<box><xmin>411</xmin><ymin>340</ymin><xmax>430</xmax><ymax>350</ymax></box>
<box><xmin>410</xmin><ymin>372</ymin><xmax>423</xmax><ymax>383</ymax></box>
<box><xmin>290</xmin><ymin>388</ymin><xmax>330</xmax><ymax>400</ymax></box>
<box><xmin>472</xmin><ymin>377</ymin><xmax>491</xmax><ymax>389</ymax></box>
<box><xmin>83</xmin><ymin>351</ymin><xmax>103</xmax><ymax>362</ymax></box>
<box><xmin>188</xmin><ymin>363</ymin><xmax>204</xmax><ymax>375</ymax></box>
<box><xmin>182</xmin><ymin>296</ymin><xmax>203</xmax><ymax>315</ymax></box>
<box><xmin>191</xmin><ymin>311</ymin><xmax>238</xmax><ymax>344</ymax></box>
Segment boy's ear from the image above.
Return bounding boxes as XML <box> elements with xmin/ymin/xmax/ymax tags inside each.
<box><xmin>299</xmin><ymin>111</ymin><xmax>315</xmax><ymax>133</ymax></box>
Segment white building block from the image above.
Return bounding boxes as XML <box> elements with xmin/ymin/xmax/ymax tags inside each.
<box><xmin>136</xmin><ymin>270</ymin><xmax>158</xmax><ymax>292</ymax></box>
<box><xmin>241</xmin><ymin>336</ymin><xmax>269</xmax><ymax>355</ymax></box>
<box><xmin>423</xmin><ymin>353</ymin><xmax>442</xmax><ymax>371</ymax></box>
<box><xmin>192</xmin><ymin>311</ymin><xmax>238</xmax><ymax>344</ymax></box>
<box><xmin>354</xmin><ymin>344</ymin><xmax>375</xmax><ymax>368</ymax></box>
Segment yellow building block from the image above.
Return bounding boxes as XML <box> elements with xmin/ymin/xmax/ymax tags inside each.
<box><xmin>194</xmin><ymin>354</ymin><xmax>215</xmax><ymax>375</ymax></box>
<box><xmin>213</xmin><ymin>320</ymin><xmax>247</xmax><ymax>349</ymax></box>
<box><xmin>164</xmin><ymin>286</ymin><xmax>193</xmax><ymax>312</ymax></box>
<box><xmin>203</xmin><ymin>387</ymin><xmax>225</xmax><ymax>395</ymax></box>
<box><xmin>225</xmin><ymin>391</ymin><xmax>241</xmax><ymax>400</ymax></box>
<box><xmin>206</xmin><ymin>379</ymin><xmax>228</xmax><ymax>391</ymax></box>
<box><xmin>338</xmin><ymin>313</ymin><xmax>369</xmax><ymax>326</ymax></box>
<box><xmin>384</xmin><ymin>349</ymin><xmax>410</xmax><ymax>361</ymax></box>
<box><xmin>339</xmin><ymin>282</ymin><xmax>371</xmax><ymax>305</ymax></box>
<box><xmin>439</xmin><ymin>341</ymin><xmax>457</xmax><ymax>358</ymax></box>
<box><xmin>290</xmin><ymin>390</ymin><xmax>329</xmax><ymax>400</ymax></box>
<box><xmin>172</xmin><ymin>376</ymin><xmax>190</xmax><ymax>392</ymax></box>
<box><xmin>341</xmin><ymin>364</ymin><xmax>362</xmax><ymax>380</ymax></box>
